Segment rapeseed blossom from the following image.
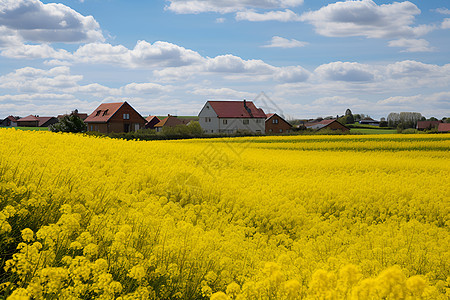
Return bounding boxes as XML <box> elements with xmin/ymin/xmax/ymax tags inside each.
<box><xmin>0</xmin><ymin>128</ymin><xmax>449</xmax><ymax>299</ymax></box>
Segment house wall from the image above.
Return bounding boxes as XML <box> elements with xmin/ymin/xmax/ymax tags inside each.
<box><xmin>265</xmin><ymin>115</ymin><xmax>291</xmax><ymax>134</ymax></box>
<box><xmin>17</xmin><ymin>120</ymin><xmax>39</xmax><ymax>127</ymax></box>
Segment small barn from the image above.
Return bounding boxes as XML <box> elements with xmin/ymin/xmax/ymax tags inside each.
<box><xmin>1</xmin><ymin>116</ymin><xmax>19</xmax><ymax>127</ymax></box>
<box><xmin>145</xmin><ymin>116</ymin><xmax>161</xmax><ymax>129</ymax></box>
<box><xmin>17</xmin><ymin>115</ymin><xmax>58</xmax><ymax>127</ymax></box>
<box><xmin>305</xmin><ymin>120</ymin><xmax>350</xmax><ymax>132</ymax></box>
<box><xmin>265</xmin><ymin>113</ymin><xmax>292</xmax><ymax>134</ymax></box>
<box><xmin>154</xmin><ymin>115</ymin><xmax>194</xmax><ymax>132</ymax></box>
<box><xmin>416</xmin><ymin>120</ymin><xmax>442</xmax><ymax>131</ymax></box>
<box><xmin>84</xmin><ymin>102</ymin><xmax>146</xmax><ymax>133</ymax></box>
<box><xmin>438</xmin><ymin>123</ymin><xmax>450</xmax><ymax>133</ymax></box>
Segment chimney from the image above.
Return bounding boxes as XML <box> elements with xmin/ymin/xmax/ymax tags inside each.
<box><xmin>243</xmin><ymin>99</ymin><xmax>253</xmax><ymax>117</ymax></box>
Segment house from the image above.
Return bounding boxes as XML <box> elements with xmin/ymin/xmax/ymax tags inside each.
<box><xmin>359</xmin><ymin>118</ymin><xmax>380</xmax><ymax>126</ymax></box>
<box><xmin>305</xmin><ymin>119</ymin><xmax>350</xmax><ymax>132</ymax></box>
<box><xmin>84</xmin><ymin>102</ymin><xmax>146</xmax><ymax>133</ymax></box>
<box><xmin>416</xmin><ymin>120</ymin><xmax>442</xmax><ymax>131</ymax></box>
<box><xmin>198</xmin><ymin>100</ymin><xmax>266</xmax><ymax>134</ymax></box>
<box><xmin>265</xmin><ymin>113</ymin><xmax>292</xmax><ymax>134</ymax></box>
<box><xmin>16</xmin><ymin>115</ymin><xmax>58</xmax><ymax>127</ymax></box>
<box><xmin>1</xmin><ymin>116</ymin><xmax>19</xmax><ymax>127</ymax></box>
<box><xmin>153</xmin><ymin>115</ymin><xmax>194</xmax><ymax>132</ymax></box>
<box><xmin>438</xmin><ymin>123</ymin><xmax>450</xmax><ymax>133</ymax></box>
<box><xmin>145</xmin><ymin>116</ymin><xmax>161</xmax><ymax>129</ymax></box>
<box><xmin>57</xmin><ymin>109</ymin><xmax>88</xmax><ymax>121</ymax></box>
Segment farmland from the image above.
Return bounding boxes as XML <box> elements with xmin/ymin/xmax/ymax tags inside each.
<box><xmin>0</xmin><ymin>129</ymin><xmax>449</xmax><ymax>299</ymax></box>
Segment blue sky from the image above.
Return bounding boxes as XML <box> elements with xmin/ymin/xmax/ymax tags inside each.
<box><xmin>0</xmin><ymin>0</ymin><xmax>449</xmax><ymax>119</ymax></box>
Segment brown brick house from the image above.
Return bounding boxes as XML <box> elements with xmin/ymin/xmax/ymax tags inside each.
<box><xmin>154</xmin><ymin>115</ymin><xmax>195</xmax><ymax>132</ymax></box>
<box><xmin>265</xmin><ymin>113</ymin><xmax>292</xmax><ymax>134</ymax></box>
<box><xmin>84</xmin><ymin>102</ymin><xmax>146</xmax><ymax>133</ymax></box>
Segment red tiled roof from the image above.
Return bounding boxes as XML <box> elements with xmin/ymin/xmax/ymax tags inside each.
<box><xmin>208</xmin><ymin>100</ymin><xmax>266</xmax><ymax>118</ymax></box>
<box><xmin>417</xmin><ymin>120</ymin><xmax>441</xmax><ymax>129</ymax></box>
<box><xmin>18</xmin><ymin>115</ymin><xmax>39</xmax><ymax>122</ymax></box>
<box><xmin>265</xmin><ymin>113</ymin><xmax>275</xmax><ymax>119</ymax></box>
<box><xmin>438</xmin><ymin>123</ymin><xmax>450</xmax><ymax>132</ymax></box>
<box><xmin>84</xmin><ymin>102</ymin><xmax>125</xmax><ymax>123</ymax></box>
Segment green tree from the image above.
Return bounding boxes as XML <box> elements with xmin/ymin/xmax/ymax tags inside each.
<box><xmin>49</xmin><ymin>113</ymin><xmax>87</xmax><ymax>133</ymax></box>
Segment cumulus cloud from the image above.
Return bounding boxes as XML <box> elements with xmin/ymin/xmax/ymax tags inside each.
<box><xmin>262</xmin><ymin>36</ymin><xmax>308</xmax><ymax>48</ymax></box>
<box><xmin>191</xmin><ymin>87</ymin><xmax>254</xmax><ymax>99</ymax></box>
<box><xmin>434</xmin><ymin>8</ymin><xmax>450</xmax><ymax>15</ymax></box>
<box><xmin>0</xmin><ymin>0</ymin><xmax>104</xmax><ymax>43</ymax></box>
<box><xmin>165</xmin><ymin>0</ymin><xmax>304</xmax><ymax>14</ymax></box>
<box><xmin>300</xmin><ymin>0</ymin><xmax>434</xmax><ymax>39</ymax></box>
<box><xmin>1</xmin><ymin>44</ymin><xmax>71</xmax><ymax>59</ymax></box>
<box><xmin>236</xmin><ymin>9</ymin><xmax>301</xmax><ymax>22</ymax></box>
<box><xmin>0</xmin><ymin>66</ymin><xmax>82</xmax><ymax>93</ymax></box>
<box><xmin>314</xmin><ymin>62</ymin><xmax>376</xmax><ymax>82</ymax></box>
<box><xmin>388</xmin><ymin>39</ymin><xmax>434</xmax><ymax>52</ymax></box>
<box><xmin>72</xmin><ymin>41</ymin><xmax>204</xmax><ymax>68</ymax></box>
<box><xmin>442</xmin><ymin>18</ymin><xmax>450</xmax><ymax>29</ymax></box>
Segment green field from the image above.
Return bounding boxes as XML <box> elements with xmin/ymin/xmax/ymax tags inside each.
<box><xmin>14</xmin><ymin>127</ymin><xmax>49</xmax><ymax>131</ymax></box>
<box><xmin>350</xmin><ymin>128</ymin><xmax>397</xmax><ymax>134</ymax></box>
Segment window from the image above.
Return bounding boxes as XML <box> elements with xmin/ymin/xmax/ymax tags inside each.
<box><xmin>206</xmin><ymin>105</ymin><xmax>210</xmax><ymax>109</ymax></box>
<box><xmin>223</xmin><ymin>119</ymin><xmax>227</xmax><ymax>125</ymax></box>
<box><xmin>279</xmin><ymin>129</ymin><xmax>283</xmax><ymax>133</ymax></box>
<box><xmin>102</xmin><ymin>109</ymin><xmax>109</xmax><ymax>116</ymax></box>
<box><xmin>95</xmin><ymin>110</ymin><xmax>101</xmax><ymax>116</ymax></box>
<box><xmin>243</xmin><ymin>119</ymin><xmax>249</xmax><ymax>125</ymax></box>
<box><xmin>205</xmin><ymin>117</ymin><xmax>211</xmax><ymax>122</ymax></box>
<box><xmin>123</xmin><ymin>113</ymin><xmax>130</xmax><ymax>120</ymax></box>
<box><xmin>273</xmin><ymin>118</ymin><xmax>279</xmax><ymax>124</ymax></box>
<box><xmin>256</xmin><ymin>119</ymin><xmax>262</xmax><ymax>123</ymax></box>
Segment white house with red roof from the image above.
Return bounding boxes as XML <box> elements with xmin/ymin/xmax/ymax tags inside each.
<box><xmin>198</xmin><ymin>100</ymin><xmax>266</xmax><ymax>134</ymax></box>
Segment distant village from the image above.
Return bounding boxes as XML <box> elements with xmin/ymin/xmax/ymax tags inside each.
<box><xmin>1</xmin><ymin>100</ymin><xmax>449</xmax><ymax>134</ymax></box>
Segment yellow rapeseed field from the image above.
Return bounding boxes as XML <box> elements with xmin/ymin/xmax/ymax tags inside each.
<box><xmin>0</xmin><ymin>129</ymin><xmax>449</xmax><ymax>299</ymax></box>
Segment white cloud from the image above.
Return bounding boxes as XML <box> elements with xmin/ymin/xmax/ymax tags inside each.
<box><xmin>191</xmin><ymin>87</ymin><xmax>254</xmax><ymax>99</ymax></box>
<box><xmin>442</xmin><ymin>18</ymin><xmax>450</xmax><ymax>29</ymax></box>
<box><xmin>300</xmin><ymin>0</ymin><xmax>434</xmax><ymax>39</ymax></box>
<box><xmin>0</xmin><ymin>66</ymin><xmax>82</xmax><ymax>93</ymax></box>
<box><xmin>262</xmin><ymin>36</ymin><xmax>308</xmax><ymax>48</ymax></box>
<box><xmin>0</xmin><ymin>26</ymin><xmax>22</xmax><ymax>47</ymax></box>
<box><xmin>73</xmin><ymin>41</ymin><xmax>204</xmax><ymax>68</ymax></box>
<box><xmin>165</xmin><ymin>0</ymin><xmax>304</xmax><ymax>14</ymax></box>
<box><xmin>388</xmin><ymin>39</ymin><xmax>434</xmax><ymax>52</ymax></box>
<box><xmin>1</xmin><ymin>44</ymin><xmax>71</xmax><ymax>59</ymax></box>
<box><xmin>216</xmin><ymin>18</ymin><xmax>225</xmax><ymax>23</ymax></box>
<box><xmin>0</xmin><ymin>0</ymin><xmax>104</xmax><ymax>43</ymax></box>
<box><xmin>122</xmin><ymin>82</ymin><xmax>167</xmax><ymax>94</ymax></box>
<box><xmin>314</xmin><ymin>62</ymin><xmax>376</xmax><ymax>82</ymax></box>
<box><xmin>434</xmin><ymin>8</ymin><xmax>450</xmax><ymax>15</ymax></box>
<box><xmin>236</xmin><ymin>9</ymin><xmax>301</xmax><ymax>22</ymax></box>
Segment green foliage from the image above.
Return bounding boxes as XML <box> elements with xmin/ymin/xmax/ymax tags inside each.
<box><xmin>49</xmin><ymin>115</ymin><xmax>87</xmax><ymax>133</ymax></box>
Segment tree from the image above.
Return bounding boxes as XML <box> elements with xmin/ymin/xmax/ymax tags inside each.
<box><xmin>49</xmin><ymin>112</ymin><xmax>87</xmax><ymax>133</ymax></box>
<box><xmin>387</xmin><ymin>113</ymin><xmax>400</xmax><ymax>127</ymax></box>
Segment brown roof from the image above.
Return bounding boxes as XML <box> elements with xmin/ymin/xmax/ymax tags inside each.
<box><xmin>417</xmin><ymin>120</ymin><xmax>441</xmax><ymax>129</ymax></box>
<box><xmin>57</xmin><ymin>113</ymin><xmax>88</xmax><ymax>120</ymax></box>
<box><xmin>154</xmin><ymin>115</ymin><xmax>185</xmax><ymax>128</ymax></box>
<box><xmin>438</xmin><ymin>123</ymin><xmax>450</xmax><ymax>132</ymax></box>
<box><xmin>37</xmin><ymin>117</ymin><xmax>57</xmax><ymax>127</ymax></box>
<box><xmin>265</xmin><ymin>113</ymin><xmax>275</xmax><ymax>119</ymax></box>
<box><xmin>146</xmin><ymin>115</ymin><xmax>159</xmax><ymax>122</ymax></box>
<box><xmin>265</xmin><ymin>113</ymin><xmax>292</xmax><ymax>126</ymax></box>
<box><xmin>208</xmin><ymin>100</ymin><xmax>266</xmax><ymax>118</ymax></box>
<box><xmin>6</xmin><ymin>116</ymin><xmax>18</xmax><ymax>122</ymax></box>
<box><xmin>18</xmin><ymin>115</ymin><xmax>39</xmax><ymax>122</ymax></box>
<box><xmin>84</xmin><ymin>102</ymin><xmax>126</xmax><ymax>123</ymax></box>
